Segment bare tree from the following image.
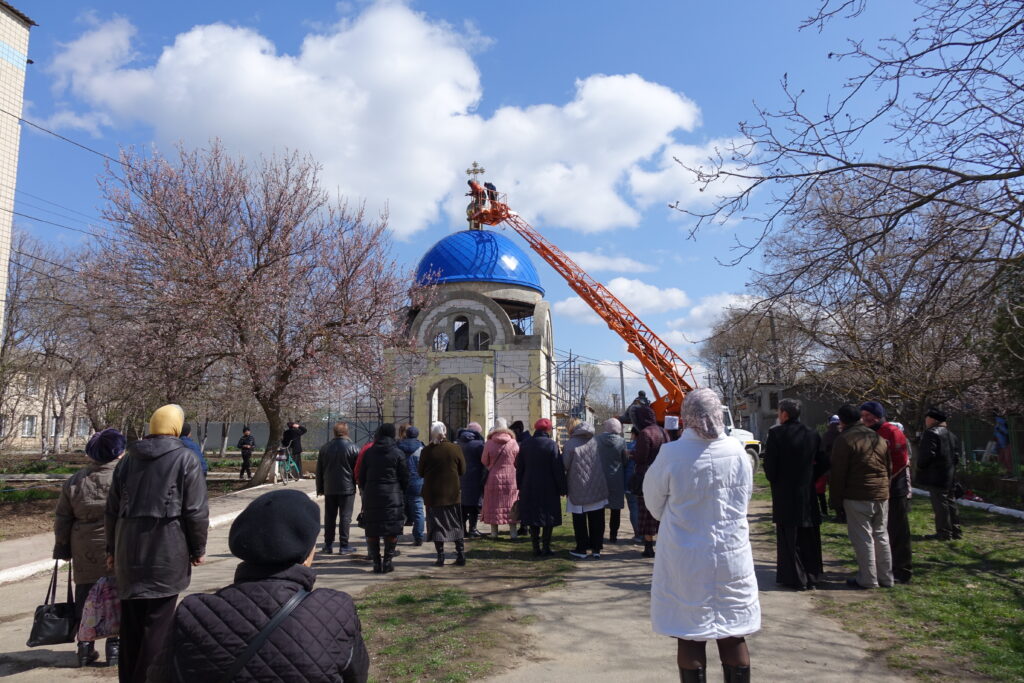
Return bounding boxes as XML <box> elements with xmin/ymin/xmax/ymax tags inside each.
<box><xmin>679</xmin><ymin>0</ymin><xmax>1023</xmax><ymax>301</ymax></box>
<box><xmin>752</xmin><ymin>180</ymin><xmax>998</xmax><ymax>424</ymax></box>
<box><xmin>95</xmin><ymin>142</ymin><xmax>416</xmax><ymax>484</ymax></box>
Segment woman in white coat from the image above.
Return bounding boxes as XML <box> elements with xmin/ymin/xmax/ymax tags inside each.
<box><xmin>643</xmin><ymin>387</ymin><xmax>760</xmax><ymax>683</ymax></box>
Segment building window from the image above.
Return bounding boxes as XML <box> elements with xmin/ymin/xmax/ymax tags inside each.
<box><xmin>769</xmin><ymin>392</ymin><xmax>779</xmax><ymax>410</ymax></box>
<box><xmin>25</xmin><ymin>376</ymin><xmax>39</xmax><ymax>396</ymax></box>
<box><xmin>75</xmin><ymin>417</ymin><xmax>91</xmax><ymax>437</ymax></box>
<box><xmin>432</xmin><ymin>332</ymin><xmax>450</xmax><ymax>352</ymax></box>
<box><xmin>473</xmin><ymin>331</ymin><xmax>490</xmax><ymax>351</ymax></box>
<box><xmin>21</xmin><ymin>415</ymin><xmax>37</xmax><ymax>438</ymax></box>
<box><xmin>452</xmin><ymin>316</ymin><xmax>469</xmax><ymax>351</ymax></box>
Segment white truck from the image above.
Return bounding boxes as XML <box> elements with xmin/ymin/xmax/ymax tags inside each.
<box><xmin>723</xmin><ymin>407</ymin><xmax>761</xmax><ymax>474</ymax></box>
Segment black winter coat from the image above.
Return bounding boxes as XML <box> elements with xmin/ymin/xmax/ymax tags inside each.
<box><xmin>916</xmin><ymin>426</ymin><xmax>957</xmax><ymax>490</ymax></box>
<box><xmin>317</xmin><ymin>437</ymin><xmax>359</xmax><ymax>496</ymax></box>
<box><xmin>763</xmin><ymin>419</ymin><xmax>825</xmax><ymax>527</ymax></box>
<box><xmin>106</xmin><ymin>435</ymin><xmax>209</xmax><ymax>599</ymax></box>
<box><xmin>168</xmin><ymin>563</ymin><xmax>368</xmax><ymax>683</ymax></box>
<box><xmin>457</xmin><ymin>429</ymin><xmax>487</xmax><ymax>507</ymax></box>
<box><xmin>282</xmin><ymin>426</ymin><xmax>307</xmax><ymax>455</ymax></box>
<box><xmin>357</xmin><ymin>437</ymin><xmax>410</xmax><ymax>537</ymax></box>
<box><xmin>515</xmin><ymin>431</ymin><xmax>566</xmax><ymax>527</ymax></box>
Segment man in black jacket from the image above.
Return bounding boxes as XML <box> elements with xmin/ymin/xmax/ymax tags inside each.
<box><xmin>237</xmin><ymin>426</ymin><xmax>256</xmax><ymax>480</ymax></box>
<box><xmin>916</xmin><ymin>408</ymin><xmax>963</xmax><ymax>541</ymax></box>
<box><xmin>317</xmin><ymin>422</ymin><xmax>360</xmax><ymax>554</ymax></box>
<box><xmin>763</xmin><ymin>398</ymin><xmax>826</xmax><ymax>591</ymax></box>
<box><xmin>106</xmin><ymin>404</ymin><xmax>208</xmax><ymax>683</ymax></box>
<box><xmin>282</xmin><ymin>421</ymin><xmax>307</xmax><ymax>459</ymax></box>
<box><xmin>167</xmin><ymin>489</ymin><xmax>369</xmax><ymax>682</ymax></box>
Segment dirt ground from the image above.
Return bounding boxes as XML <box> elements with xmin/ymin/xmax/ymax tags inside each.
<box><xmin>0</xmin><ymin>480</ymin><xmax>250</xmax><ymax>542</ymax></box>
<box><xmin>0</xmin><ymin>500</ymin><xmax>58</xmax><ymax>542</ymax></box>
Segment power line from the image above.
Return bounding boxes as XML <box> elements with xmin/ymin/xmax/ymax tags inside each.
<box><xmin>16</xmin><ymin>188</ymin><xmax>101</xmax><ymax>223</ymax></box>
<box><xmin>2</xmin><ymin>205</ymin><xmax>115</xmax><ymax>241</ymax></box>
<box><xmin>0</xmin><ymin>106</ymin><xmax>128</xmax><ymax>168</ymax></box>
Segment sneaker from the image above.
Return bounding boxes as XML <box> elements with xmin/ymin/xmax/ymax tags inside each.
<box><xmin>845</xmin><ymin>578</ymin><xmax>870</xmax><ymax>590</ymax></box>
<box><xmin>413</xmin><ymin>538</ymin><xmax>423</xmax><ymax>547</ymax></box>
<box><xmin>322</xmin><ymin>542</ymin><xmax>333</xmax><ymax>554</ymax></box>
<box><xmin>339</xmin><ymin>545</ymin><xmax>356</xmax><ymax>555</ymax></box>
<box><xmin>569</xmin><ymin>549</ymin><xmax>588</xmax><ymax>559</ymax></box>
<box><xmin>592</xmin><ymin>553</ymin><xmax>601</xmax><ymax>560</ymax></box>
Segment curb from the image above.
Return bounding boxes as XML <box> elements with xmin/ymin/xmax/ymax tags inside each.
<box><xmin>912</xmin><ymin>486</ymin><xmax>1024</xmax><ymax>521</ymax></box>
<box><xmin>0</xmin><ymin>483</ymin><xmax>317</xmax><ymax>586</ymax></box>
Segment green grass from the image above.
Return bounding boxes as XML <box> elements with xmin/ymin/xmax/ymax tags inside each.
<box><xmin>357</xmin><ymin>578</ymin><xmax>510</xmax><ymax>683</ymax></box>
<box><xmin>356</xmin><ymin>517</ymin><xmax>578</xmax><ymax>682</ymax></box>
<box><xmin>755</xmin><ymin>471</ymin><xmax>1024</xmax><ymax>680</ymax></box>
<box><xmin>459</xmin><ymin>517</ymin><xmax>577</xmax><ymax>588</ymax></box>
<box><xmin>0</xmin><ymin>487</ymin><xmax>60</xmax><ymax>503</ymax></box>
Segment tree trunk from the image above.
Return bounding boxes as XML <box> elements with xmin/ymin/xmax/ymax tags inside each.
<box><xmin>249</xmin><ymin>404</ymin><xmax>284</xmax><ymax>486</ymax></box>
<box><xmin>219</xmin><ymin>420</ymin><xmax>229</xmax><ymax>458</ymax></box>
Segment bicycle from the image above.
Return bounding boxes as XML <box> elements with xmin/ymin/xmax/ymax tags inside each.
<box><xmin>274</xmin><ymin>447</ymin><xmax>302</xmax><ymax>483</ymax></box>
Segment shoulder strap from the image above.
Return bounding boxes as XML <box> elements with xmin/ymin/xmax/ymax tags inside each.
<box><xmin>217</xmin><ymin>588</ymin><xmax>310</xmax><ymax>683</ymax></box>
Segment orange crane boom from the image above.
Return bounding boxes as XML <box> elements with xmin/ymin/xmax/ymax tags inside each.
<box><xmin>472</xmin><ymin>195</ymin><xmax>697</xmax><ymax>423</ymax></box>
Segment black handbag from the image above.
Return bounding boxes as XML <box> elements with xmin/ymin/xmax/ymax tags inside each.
<box><xmin>27</xmin><ymin>561</ymin><xmax>76</xmax><ymax>647</ymax></box>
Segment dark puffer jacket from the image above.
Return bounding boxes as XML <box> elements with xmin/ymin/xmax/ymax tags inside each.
<box><xmin>316</xmin><ymin>437</ymin><xmax>359</xmax><ymax>496</ymax></box>
<box><xmin>515</xmin><ymin>431</ymin><xmax>566</xmax><ymax>527</ymax></box>
<box><xmin>357</xmin><ymin>437</ymin><xmax>410</xmax><ymax>537</ymax></box>
<box><xmin>106</xmin><ymin>435</ymin><xmax>209</xmax><ymax>598</ymax></box>
<box><xmin>169</xmin><ymin>563</ymin><xmax>368</xmax><ymax>682</ymax></box>
<box><xmin>457</xmin><ymin>429</ymin><xmax>487</xmax><ymax>507</ymax></box>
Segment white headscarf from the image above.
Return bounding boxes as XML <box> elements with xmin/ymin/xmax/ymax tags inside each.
<box><xmin>429</xmin><ymin>421</ymin><xmax>447</xmax><ymax>443</ymax></box>
<box><xmin>681</xmin><ymin>387</ymin><xmax>726</xmax><ymax>440</ymax></box>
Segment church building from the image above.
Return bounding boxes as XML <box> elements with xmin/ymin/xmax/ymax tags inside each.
<box><xmin>384</xmin><ymin>222</ymin><xmax>557</xmax><ymax>437</ymax></box>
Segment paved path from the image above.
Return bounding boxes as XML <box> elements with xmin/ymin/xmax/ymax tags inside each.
<box><xmin>484</xmin><ymin>501</ymin><xmax>909</xmax><ymax>683</ymax></box>
<box><xmin>0</xmin><ymin>486</ymin><xmax>909</xmax><ymax>681</ymax></box>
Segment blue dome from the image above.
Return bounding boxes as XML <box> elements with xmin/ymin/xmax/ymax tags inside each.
<box><xmin>416</xmin><ymin>230</ymin><xmax>544</xmax><ymax>295</ymax></box>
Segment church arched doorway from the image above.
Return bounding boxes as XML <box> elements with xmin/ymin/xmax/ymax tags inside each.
<box><xmin>441</xmin><ymin>382</ymin><xmax>469</xmax><ymax>437</ymax></box>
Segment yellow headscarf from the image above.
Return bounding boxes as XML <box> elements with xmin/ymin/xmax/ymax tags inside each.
<box><xmin>149</xmin><ymin>404</ymin><xmax>185</xmax><ymax>437</ymax></box>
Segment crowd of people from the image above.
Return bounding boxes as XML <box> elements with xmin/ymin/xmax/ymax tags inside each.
<box><xmin>46</xmin><ymin>389</ymin><xmax>966</xmax><ymax>682</ymax></box>
<box><xmin>764</xmin><ymin>398</ymin><xmax>964</xmax><ymax>592</ymax></box>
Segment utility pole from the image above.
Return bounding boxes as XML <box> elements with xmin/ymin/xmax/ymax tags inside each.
<box><xmin>619</xmin><ymin>361</ymin><xmax>626</xmax><ymax>414</ymax></box>
<box><xmin>768</xmin><ymin>310</ymin><xmax>782</xmax><ymax>385</ymax></box>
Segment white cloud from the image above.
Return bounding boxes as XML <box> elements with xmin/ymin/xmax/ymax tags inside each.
<box><xmin>668</xmin><ymin>292</ymin><xmax>753</xmax><ymax>330</ymax></box>
<box><xmin>564</xmin><ymin>250</ymin><xmax>654</xmax><ymax>274</ymax></box>
<box><xmin>553</xmin><ymin>277</ymin><xmax>690</xmax><ymax>325</ymax></box>
<box><xmin>552</xmin><ymin>296</ymin><xmax>602</xmax><ymax>325</ymax></box>
<box><xmin>46</xmin><ymin>3</ymin><xmax>709</xmax><ymax>237</ymax></box>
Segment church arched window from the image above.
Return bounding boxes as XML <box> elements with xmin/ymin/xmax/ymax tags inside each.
<box><xmin>432</xmin><ymin>332</ymin><xmax>450</xmax><ymax>352</ymax></box>
<box><xmin>473</xmin><ymin>331</ymin><xmax>490</xmax><ymax>351</ymax></box>
<box><xmin>453</xmin><ymin>316</ymin><xmax>469</xmax><ymax>351</ymax></box>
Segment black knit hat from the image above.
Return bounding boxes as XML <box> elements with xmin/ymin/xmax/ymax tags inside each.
<box><xmin>926</xmin><ymin>408</ymin><xmax>947</xmax><ymax>423</ymax></box>
<box><xmin>229</xmin><ymin>490</ymin><xmax>320</xmax><ymax>566</ymax></box>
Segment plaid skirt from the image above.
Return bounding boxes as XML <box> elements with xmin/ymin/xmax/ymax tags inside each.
<box><xmin>636</xmin><ymin>495</ymin><xmax>660</xmax><ymax>537</ymax></box>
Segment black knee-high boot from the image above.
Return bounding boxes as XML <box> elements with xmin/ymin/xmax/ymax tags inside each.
<box><xmin>454</xmin><ymin>538</ymin><xmax>466</xmax><ymax>566</ymax></box>
<box><xmin>542</xmin><ymin>526</ymin><xmax>553</xmax><ymax>556</ymax></box>
<box><xmin>722</xmin><ymin>664</ymin><xmax>750</xmax><ymax>682</ymax></box>
<box><xmin>434</xmin><ymin>541</ymin><xmax>445</xmax><ymax>566</ymax></box>
<box><xmin>383</xmin><ymin>537</ymin><xmax>397</xmax><ymax>573</ymax></box>
<box><xmin>609</xmin><ymin>509</ymin><xmax>621</xmax><ymax>543</ymax></box>
<box><xmin>679</xmin><ymin>667</ymin><xmax>706</xmax><ymax>682</ymax></box>
<box><xmin>368</xmin><ymin>536</ymin><xmax>383</xmax><ymax>573</ymax></box>
<box><xmin>530</xmin><ymin>526</ymin><xmax>542</xmax><ymax>556</ymax></box>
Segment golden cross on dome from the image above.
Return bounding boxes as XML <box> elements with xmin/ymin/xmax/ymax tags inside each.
<box><xmin>465</xmin><ymin>161</ymin><xmax>486</xmax><ymax>178</ymax></box>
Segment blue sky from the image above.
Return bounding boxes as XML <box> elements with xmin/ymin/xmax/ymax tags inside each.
<box><xmin>11</xmin><ymin>1</ymin><xmax>917</xmax><ymax>399</ymax></box>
